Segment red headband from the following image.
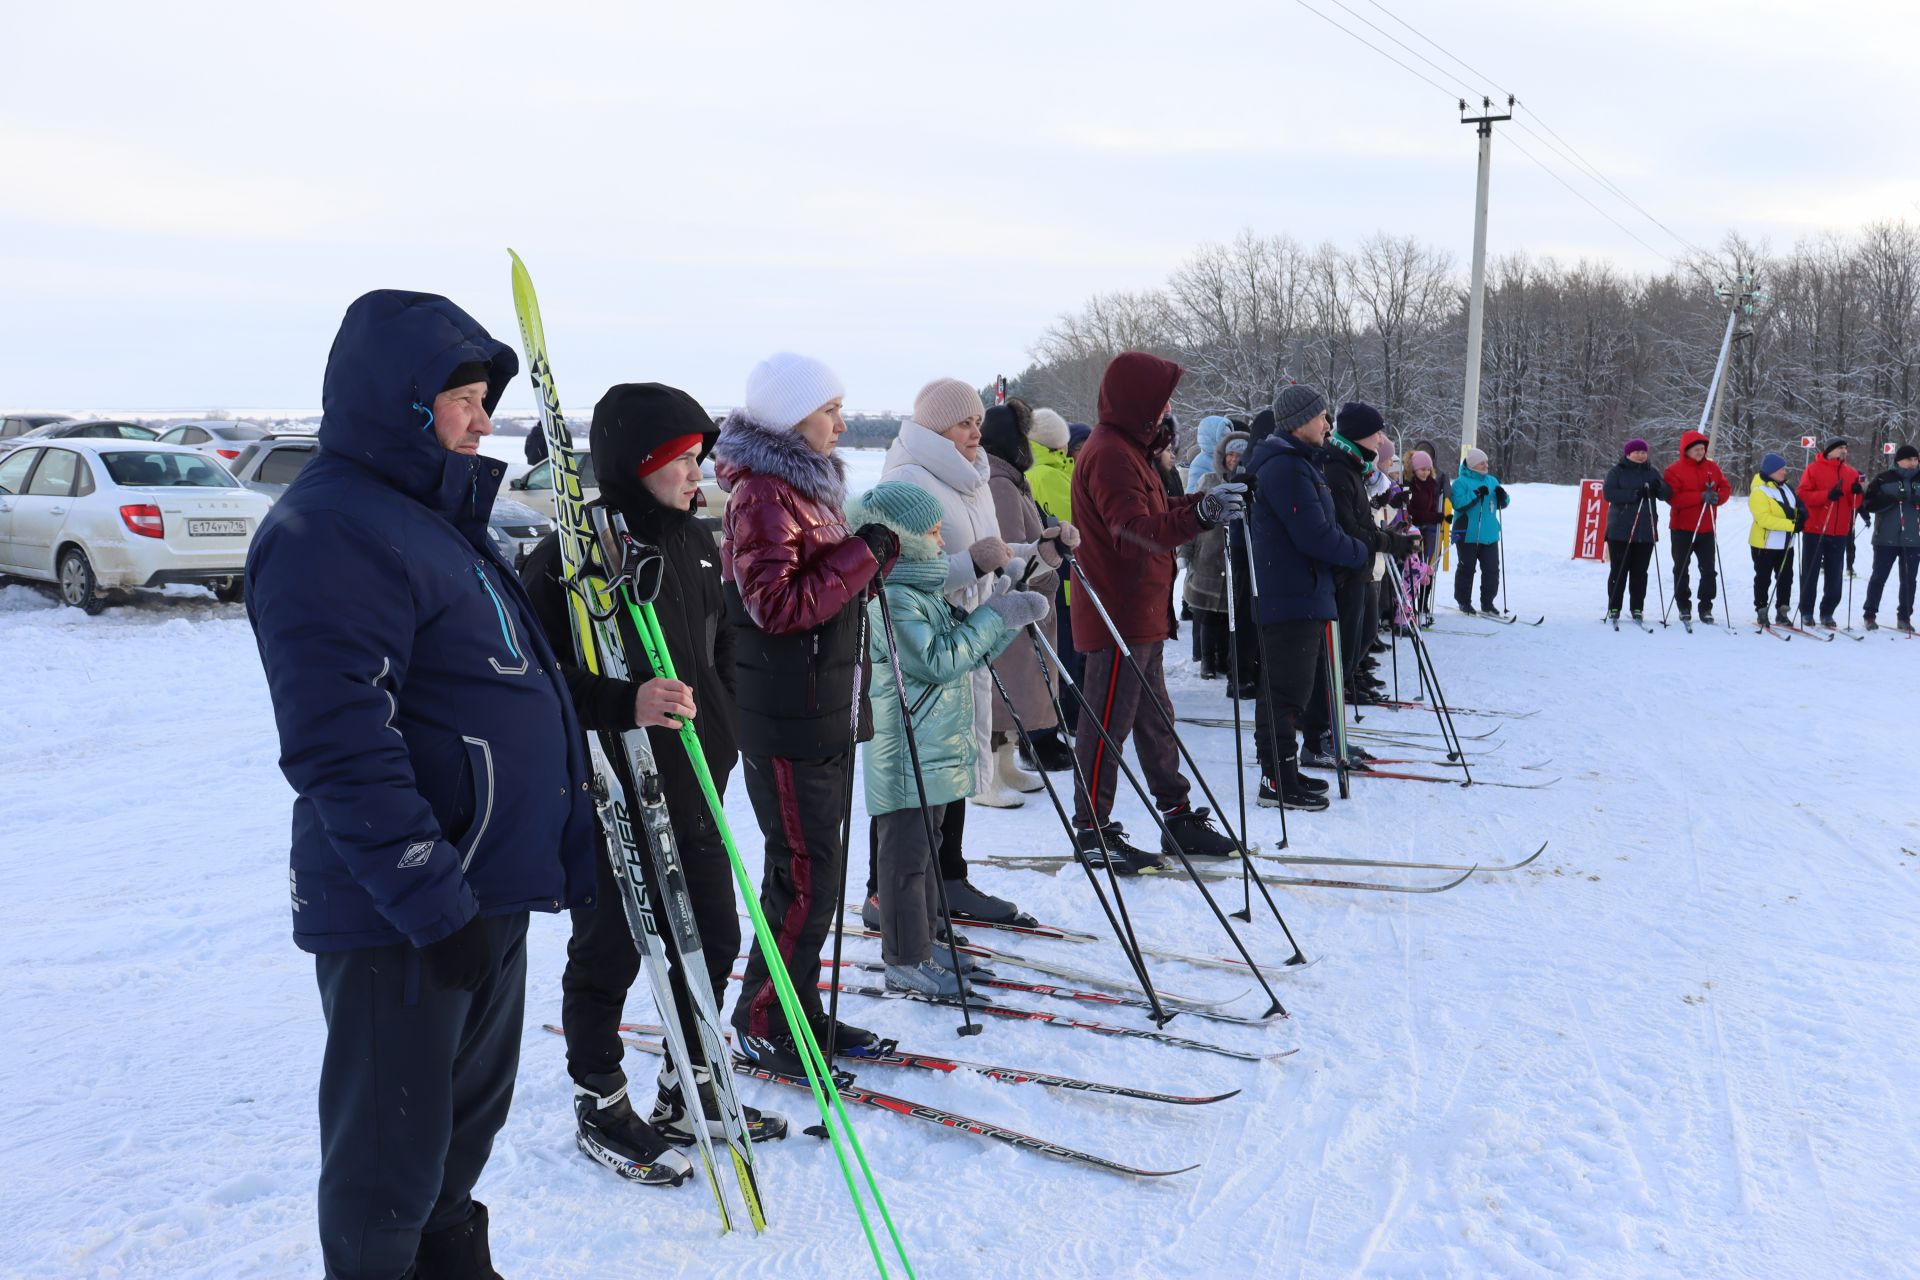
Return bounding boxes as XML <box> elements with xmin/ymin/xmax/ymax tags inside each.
<box><xmin>636</xmin><ymin>434</ymin><xmax>704</xmax><ymax>479</ymax></box>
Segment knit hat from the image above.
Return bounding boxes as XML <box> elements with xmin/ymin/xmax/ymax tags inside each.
<box><xmin>1821</xmin><ymin>437</ymin><xmax>1848</xmax><ymax>457</ymax></box>
<box><xmin>1272</xmin><ymin>384</ymin><xmax>1327</xmax><ymax>434</ymax></box>
<box><xmin>1067</xmin><ymin>422</ymin><xmax>1092</xmax><ymax>453</ymax></box>
<box><xmin>1336</xmin><ymin>402</ymin><xmax>1385</xmax><ymax>443</ymax></box>
<box><xmin>1896</xmin><ymin>444</ymin><xmax>1919</xmax><ymax>464</ymax></box>
<box><xmin>1409</xmin><ymin>449</ymin><xmax>1434</xmax><ymax>472</ymax></box>
<box><xmin>442</xmin><ymin>360</ymin><xmax>492</xmax><ymax>393</ymax></box>
<box><xmin>1028</xmin><ymin>407</ymin><xmax>1070</xmax><ymax>451</ymax></box>
<box><xmin>1759</xmin><ymin>451</ymin><xmax>1789</xmax><ymax>477</ymax></box>
<box><xmin>1376</xmin><ymin>437</ymin><xmax>1396</xmax><ymax>469</ymax></box>
<box><xmin>845</xmin><ymin>481</ymin><xmax>946</xmax><ymax>563</ymax></box>
<box><xmin>1464</xmin><ymin>447</ymin><xmax>1489</xmax><ymax>470</ymax></box>
<box><xmin>744</xmin><ymin>352</ymin><xmax>844</xmax><ymax>431</ymax></box>
<box><xmin>1623</xmin><ymin>437</ymin><xmax>1650</xmax><ymax>457</ymax></box>
<box><xmin>913</xmin><ymin>378</ymin><xmax>985</xmax><ymax>432</ymax></box>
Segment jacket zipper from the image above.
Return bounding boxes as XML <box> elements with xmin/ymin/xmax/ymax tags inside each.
<box><xmin>473</xmin><ymin>563</ymin><xmax>526</xmax><ymax>669</ymax></box>
<box><xmin>807</xmin><ymin>633</ymin><xmax>819</xmax><ymax>713</ymax></box>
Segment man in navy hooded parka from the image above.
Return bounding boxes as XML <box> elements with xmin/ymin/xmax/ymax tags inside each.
<box><xmin>247</xmin><ymin>290</ymin><xmax>596</xmax><ymax>1279</ymax></box>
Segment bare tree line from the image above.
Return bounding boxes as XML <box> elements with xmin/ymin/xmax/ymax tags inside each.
<box><xmin>1009</xmin><ymin>222</ymin><xmax>1920</xmax><ymax>483</ymax></box>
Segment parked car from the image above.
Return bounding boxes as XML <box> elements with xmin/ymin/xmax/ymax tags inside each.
<box><xmin>230</xmin><ymin>436</ymin><xmax>553</xmax><ymax>567</ymax></box>
<box><xmin>0</xmin><ymin>441</ymin><xmax>271</xmax><ymax>612</ymax></box>
<box><xmin>154</xmin><ymin>419</ymin><xmax>272</xmax><ymax>464</ymax></box>
<box><xmin>0</xmin><ymin>419</ymin><xmax>157</xmax><ymax>456</ymax></box>
<box><xmin>1</xmin><ymin>414</ymin><xmax>73</xmax><ymax>441</ymax></box>
<box><xmin>509</xmin><ymin>454</ymin><xmax>728</xmax><ymax>541</ymax></box>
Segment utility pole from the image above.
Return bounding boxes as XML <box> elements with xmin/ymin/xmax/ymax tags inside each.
<box><xmin>1457</xmin><ymin>95</ymin><xmax>1513</xmax><ymax>467</ymax></box>
<box><xmin>1700</xmin><ymin>275</ymin><xmax>1767</xmax><ymax>460</ymax></box>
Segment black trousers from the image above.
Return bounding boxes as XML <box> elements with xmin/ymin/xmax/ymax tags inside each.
<box><xmin>1193</xmin><ymin>608</ymin><xmax>1229</xmax><ymax>673</ymax></box>
<box><xmin>1670</xmin><ymin>529</ymin><xmax>1717</xmax><ymax>610</ymax></box>
<box><xmin>1454</xmin><ymin>542</ymin><xmax>1499</xmax><ymax>609</ymax></box>
<box><xmin>561</xmin><ymin>764</ymin><xmax>738</xmax><ymax>1088</ymax></box>
<box><xmin>734</xmin><ymin>752</ymin><xmax>851</xmax><ymax>1041</ymax></box>
<box><xmin>1056</xmin><ymin>590</ymin><xmax>1085</xmax><ymax>730</ymax></box>
<box><xmin>1253</xmin><ymin>619</ymin><xmax>1326</xmax><ymax>778</ymax></box>
<box><xmin>315</xmin><ymin>913</ymin><xmax>528</xmax><ymax>1280</ymax></box>
<box><xmin>1070</xmin><ymin>641</ymin><xmax>1189</xmax><ymax>828</ymax></box>
<box><xmin>1865</xmin><ymin>544</ymin><xmax>1920</xmax><ymax>619</ymax></box>
<box><xmin>1606</xmin><ymin>540</ymin><xmax>1655</xmax><ymax>612</ymax></box>
<box><xmin>1800</xmin><ymin>532</ymin><xmax>1848</xmax><ymax>619</ymax></box>
<box><xmin>1336</xmin><ymin>574</ymin><xmax>1368</xmax><ymax>682</ymax></box>
<box><xmin>866</xmin><ymin>796</ymin><xmax>966</xmax><ymax>899</ymax></box>
<box><xmin>1751</xmin><ymin>544</ymin><xmax>1796</xmax><ymax>615</ymax></box>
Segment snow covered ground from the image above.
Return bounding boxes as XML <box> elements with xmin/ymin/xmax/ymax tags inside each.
<box><xmin>4</xmin><ymin>466</ymin><xmax>1918</xmax><ymax>1279</ymax></box>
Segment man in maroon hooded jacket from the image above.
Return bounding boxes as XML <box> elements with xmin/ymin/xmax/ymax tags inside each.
<box><xmin>1066</xmin><ymin>352</ymin><xmax>1240</xmax><ymax>870</ymax></box>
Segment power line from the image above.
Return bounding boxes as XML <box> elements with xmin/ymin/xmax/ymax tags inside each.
<box><xmin>1289</xmin><ymin>0</ymin><xmax>1458</xmax><ymax>103</ymax></box>
<box><xmin>1318</xmin><ymin>0</ymin><xmax>1486</xmax><ymax>102</ymax></box>
<box><xmin>1514</xmin><ymin>107</ymin><xmax>1707</xmax><ymax>258</ymax></box>
<box><xmin>1363</xmin><ymin>0</ymin><xmax>1516</xmax><ymax>101</ymax></box>
<box><xmin>1503</xmin><ymin>132</ymin><xmax>1671</xmax><ymax>262</ymax></box>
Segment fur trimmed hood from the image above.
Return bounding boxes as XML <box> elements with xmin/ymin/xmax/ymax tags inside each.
<box><xmin>712</xmin><ymin>408</ymin><xmax>848</xmax><ymax>510</ymax></box>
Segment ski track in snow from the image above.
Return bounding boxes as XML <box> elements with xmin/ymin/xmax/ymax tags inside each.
<box><xmin>3</xmin><ymin>471</ymin><xmax>1919</xmax><ymax>1278</ymax></box>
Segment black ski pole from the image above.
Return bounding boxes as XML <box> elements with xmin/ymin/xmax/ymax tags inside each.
<box><xmin>1062</xmin><ymin>552</ymin><xmax>1309</xmax><ymax>972</ymax></box>
<box><xmin>1236</xmin><ymin>520</ymin><xmax>1295</xmax><ymax>842</ymax></box>
<box><xmin>1025</xmin><ymin>621</ymin><xmax>1293</xmax><ymax>1016</ymax></box>
<box><xmin>1647</xmin><ymin>497</ymin><xmax>1672</xmax><ymax>626</ymax></box>
<box><xmin>982</xmin><ymin>650</ymin><xmax>1170</xmax><ymax>1026</ymax></box>
<box><xmin>1220</xmin><ymin>515</ymin><xmax>1256</xmax><ymax>921</ymax></box>
<box><xmin>871</xmin><ymin>587</ymin><xmax>980</xmax><ymax>1037</ymax></box>
<box><xmin>1386</xmin><ymin>558</ymin><xmax>1472</xmax><ymax>781</ymax></box>
<box><xmin>822</xmin><ymin>603</ymin><xmax>868</xmax><ymax>1068</ymax></box>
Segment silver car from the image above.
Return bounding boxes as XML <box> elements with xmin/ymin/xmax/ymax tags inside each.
<box><xmin>0</xmin><ymin>419</ymin><xmax>157</xmax><ymax>456</ymax></box>
<box><xmin>0</xmin><ymin>441</ymin><xmax>272</xmax><ymax>612</ymax></box>
<box><xmin>509</xmin><ymin>454</ymin><xmax>727</xmax><ymax>542</ymax></box>
<box><xmin>231</xmin><ymin>436</ymin><xmax>552</xmax><ymax>567</ymax></box>
<box><xmin>155</xmin><ymin>419</ymin><xmax>273</xmax><ymax>465</ymax></box>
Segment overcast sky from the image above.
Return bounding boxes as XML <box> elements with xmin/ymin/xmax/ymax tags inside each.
<box><xmin>6</xmin><ymin>0</ymin><xmax>1918</xmax><ymax>415</ymax></box>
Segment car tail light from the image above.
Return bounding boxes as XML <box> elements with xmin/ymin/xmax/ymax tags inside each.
<box><xmin>215</xmin><ymin>448</ymin><xmax>241</xmax><ymax>460</ymax></box>
<box><xmin>120</xmin><ymin>504</ymin><xmax>164</xmax><ymax>538</ymax></box>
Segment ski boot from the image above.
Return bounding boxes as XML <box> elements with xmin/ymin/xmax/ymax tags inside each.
<box><xmin>808</xmin><ymin>1012</ymin><xmax>891</xmax><ymax>1059</ymax></box>
<box><xmin>1073</xmin><ymin>822</ymin><xmax>1165</xmax><ymax>874</ymax></box>
<box><xmin>652</xmin><ymin>1060</ymin><xmax>789</xmax><ymax>1145</ymax></box>
<box><xmin>1775</xmin><ymin>605</ymin><xmax>1792</xmax><ymax>627</ymax></box>
<box><xmin>574</xmin><ymin>1072</ymin><xmax>695</xmax><ymax>1186</ymax></box>
<box><xmin>1700</xmin><ymin>603</ymin><xmax>1714</xmax><ymax>625</ymax></box>
<box><xmin>943</xmin><ymin>877</ymin><xmax>1036</xmax><ymax>928</ymax></box>
<box><xmin>1864</xmin><ymin>614</ymin><xmax>1879</xmax><ymax>631</ymax></box>
<box><xmin>1899</xmin><ymin>616</ymin><xmax>1915</xmax><ymax>635</ymax></box>
<box><xmin>885</xmin><ymin>959</ymin><xmax>970</xmax><ymax>1000</ymax></box>
<box><xmin>1821</xmin><ymin>615</ymin><xmax>1838</xmax><ymax>629</ymax></box>
<box><xmin>1159</xmin><ymin>805</ymin><xmax>1236</xmax><ymax>859</ymax></box>
<box><xmin>1259</xmin><ymin>762</ymin><xmax>1330</xmax><ymax>811</ymax></box>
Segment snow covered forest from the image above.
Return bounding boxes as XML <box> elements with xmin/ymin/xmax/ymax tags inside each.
<box><xmin>1010</xmin><ymin>221</ymin><xmax>1920</xmax><ymax>482</ymax></box>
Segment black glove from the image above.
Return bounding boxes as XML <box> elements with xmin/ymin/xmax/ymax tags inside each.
<box><xmin>1828</xmin><ymin>486</ymin><xmax>1844</xmax><ymax>501</ymax></box>
<box><xmin>1851</xmin><ymin>479</ymin><xmax>1865</xmax><ymax>495</ymax></box>
<box><xmin>1639</xmin><ymin>482</ymin><xmax>1657</xmax><ymax>499</ymax></box>
<box><xmin>423</xmin><ymin>915</ymin><xmax>494</xmax><ymax>992</ymax></box>
<box><xmin>1379</xmin><ymin>528</ymin><xmax>1419</xmax><ymax>558</ymax></box>
<box><xmin>1387</xmin><ymin>488</ymin><xmax>1409</xmax><ymax>509</ymax></box>
<box><xmin>854</xmin><ymin>523</ymin><xmax>900</xmax><ymax>576</ymax></box>
<box><xmin>1198</xmin><ymin>482</ymin><xmax>1248</xmax><ymax>526</ymax></box>
<box><xmin>1494</xmin><ymin>485</ymin><xmax>1510</xmax><ymax>509</ymax></box>
<box><xmin>1704</xmin><ymin>489</ymin><xmax>1723</xmax><ymax>507</ymax></box>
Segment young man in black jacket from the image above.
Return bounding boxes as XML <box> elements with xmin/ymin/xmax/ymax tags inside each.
<box><xmin>523</xmin><ymin>383</ymin><xmax>787</xmax><ymax>1188</ymax></box>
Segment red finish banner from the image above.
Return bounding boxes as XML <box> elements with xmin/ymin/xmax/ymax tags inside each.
<box><xmin>1573</xmin><ymin>479</ymin><xmax>1608</xmax><ymax>561</ymax></box>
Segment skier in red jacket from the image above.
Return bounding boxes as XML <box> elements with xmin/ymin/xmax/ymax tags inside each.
<box><xmin>1796</xmin><ymin>438</ymin><xmax>1864</xmax><ymax>626</ymax></box>
<box><xmin>1067</xmin><ymin>352</ymin><xmax>1240</xmax><ymax>871</ymax></box>
<box><xmin>1662</xmin><ymin>429</ymin><xmax>1730</xmax><ymax>624</ymax></box>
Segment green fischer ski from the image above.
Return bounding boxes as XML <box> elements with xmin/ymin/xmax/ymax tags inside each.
<box><xmin>508</xmin><ymin>251</ymin><xmax>761</xmax><ymax>1234</ymax></box>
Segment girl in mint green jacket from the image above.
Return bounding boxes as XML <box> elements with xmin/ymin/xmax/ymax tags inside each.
<box><xmin>849</xmin><ymin>482</ymin><xmax>1049</xmax><ymax>998</ymax></box>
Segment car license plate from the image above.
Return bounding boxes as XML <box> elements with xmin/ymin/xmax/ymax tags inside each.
<box><xmin>189</xmin><ymin>518</ymin><xmax>247</xmax><ymax>537</ymax></box>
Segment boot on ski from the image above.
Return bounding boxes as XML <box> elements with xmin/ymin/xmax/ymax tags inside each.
<box><xmin>574</xmin><ymin>1072</ymin><xmax>695</xmax><ymax>1186</ymax></box>
<box><xmin>1259</xmin><ymin>761</ymin><xmax>1329</xmax><ymax>811</ymax></box>
<box><xmin>1159</xmin><ymin>805</ymin><xmax>1236</xmax><ymax>859</ymax></box>
<box><xmin>1073</xmin><ymin>822</ymin><xmax>1165</xmax><ymax>874</ymax></box>
<box><xmin>651</xmin><ymin>1059</ymin><xmax>789</xmax><ymax>1145</ymax></box>
<box><xmin>885</xmin><ymin>959</ymin><xmax>970</xmax><ymax>1000</ymax></box>
<box><xmin>943</xmin><ymin>877</ymin><xmax>1035</xmax><ymax>927</ymax></box>
<box><xmin>1864</xmin><ymin>613</ymin><xmax>1879</xmax><ymax>631</ymax></box>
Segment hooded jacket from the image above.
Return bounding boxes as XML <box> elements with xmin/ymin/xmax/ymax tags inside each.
<box><xmin>1798</xmin><ymin>452</ymin><xmax>1864</xmax><ymax>537</ymax></box>
<box><xmin>245</xmin><ymin>290</ymin><xmax>597</xmax><ymax>953</ymax></box>
<box><xmin>1067</xmin><ymin>353</ymin><xmax>1206</xmax><ymax>650</ymax></box>
<box><xmin>1450</xmin><ymin>469</ymin><xmax>1507</xmax><ymax>544</ymax></box>
<box><xmin>1662</xmin><ymin>430</ymin><xmax>1731</xmax><ymax>534</ymax></box>
<box><xmin>521</xmin><ymin>383</ymin><xmax>737</xmax><ymax>837</ymax></box>
<box><xmin>713</xmin><ymin>411</ymin><xmax>879</xmax><ymax>758</ymax></box>
<box><xmin>1244</xmin><ymin>429</ymin><xmax>1371</xmax><ymax>623</ymax></box>
<box><xmin>1601</xmin><ymin>459</ymin><xmax>1669</xmax><ymax>542</ymax></box>
<box><xmin>1864</xmin><ymin>466</ymin><xmax>1920</xmax><ymax>548</ymax></box>
<box><xmin>1028</xmin><ymin>439</ymin><xmax>1074</xmax><ymax>527</ymax></box>
<box><xmin>1182</xmin><ymin>430</ymin><xmax>1251</xmax><ymax>613</ymax></box>
<box><xmin>1185</xmin><ymin>415</ymin><xmax>1233</xmax><ymax>490</ymax></box>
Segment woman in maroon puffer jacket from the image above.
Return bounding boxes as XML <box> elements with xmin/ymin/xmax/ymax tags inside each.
<box><xmin>711</xmin><ymin>352</ymin><xmax>895</xmax><ymax>1070</ymax></box>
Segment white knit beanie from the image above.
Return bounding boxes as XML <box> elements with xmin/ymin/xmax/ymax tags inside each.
<box><xmin>744</xmin><ymin>352</ymin><xmax>845</xmax><ymax>431</ymax></box>
<box><xmin>913</xmin><ymin>377</ymin><xmax>985</xmax><ymax>433</ymax></box>
<box><xmin>1028</xmin><ymin>407</ymin><xmax>1070</xmax><ymax>451</ymax></box>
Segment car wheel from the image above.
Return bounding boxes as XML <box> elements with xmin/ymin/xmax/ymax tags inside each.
<box><xmin>59</xmin><ymin>547</ymin><xmax>106</xmax><ymax>615</ymax></box>
<box><xmin>214</xmin><ymin>577</ymin><xmax>245</xmax><ymax>604</ymax></box>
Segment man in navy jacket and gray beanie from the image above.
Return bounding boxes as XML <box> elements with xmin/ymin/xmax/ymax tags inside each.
<box><xmin>1246</xmin><ymin>386</ymin><xmax>1408</xmax><ymax>807</ymax></box>
<box><xmin>247</xmin><ymin>290</ymin><xmax>598</xmax><ymax>1280</ymax></box>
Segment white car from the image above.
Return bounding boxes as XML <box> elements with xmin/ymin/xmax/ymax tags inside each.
<box><xmin>0</xmin><ymin>440</ymin><xmax>271</xmax><ymax>613</ymax></box>
<box><xmin>154</xmin><ymin>419</ymin><xmax>273</xmax><ymax>465</ymax></box>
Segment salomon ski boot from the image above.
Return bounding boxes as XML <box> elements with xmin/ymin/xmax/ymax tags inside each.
<box><xmin>574</xmin><ymin>1072</ymin><xmax>694</xmax><ymax>1186</ymax></box>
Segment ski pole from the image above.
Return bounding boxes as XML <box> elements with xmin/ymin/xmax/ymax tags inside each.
<box><xmin>1669</xmin><ymin>493</ymin><xmax>1711</xmax><ymax>625</ymax></box>
<box><xmin>1647</xmin><ymin>497</ymin><xmax>1671</xmax><ymax>626</ymax></box>
<box><xmin>870</xmin><ymin>586</ymin><xmax>980</xmax><ymax>1037</ymax></box>
<box><xmin>1063</xmin><ymin>552</ymin><xmax>1310</xmax><ymax>970</ymax></box>
<box><xmin>824</xmin><ymin>604</ymin><xmax>869</xmax><ymax>1074</ymax></box>
<box><xmin>1322</xmin><ymin>619</ymin><xmax>1350</xmax><ymax>799</ymax></box>
<box><xmin>1384</xmin><ymin>558</ymin><xmax>1473</xmax><ymax>783</ymax></box>
<box><xmin>981</xmin><ymin>651</ymin><xmax>1170</xmax><ymax>1026</ymax></box>
<box><xmin>1236</xmin><ymin>521</ymin><xmax>1292</xmax><ymax>851</ymax></box>
<box><xmin>1710</xmin><ymin>495</ymin><xmax>1736</xmax><ymax>632</ymax></box>
<box><xmin>1220</xmin><ymin>515</ymin><xmax>1255</xmax><ymax>921</ymax></box>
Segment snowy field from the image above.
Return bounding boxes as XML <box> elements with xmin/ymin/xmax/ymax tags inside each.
<box><xmin>4</xmin><ymin>460</ymin><xmax>1919</xmax><ymax>1279</ymax></box>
